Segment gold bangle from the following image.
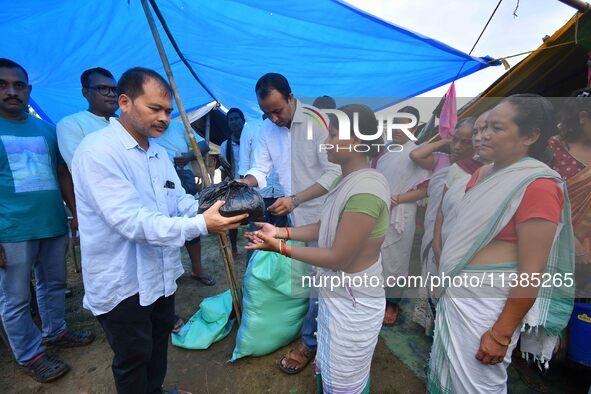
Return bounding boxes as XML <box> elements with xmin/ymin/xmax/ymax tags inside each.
<box><xmin>488</xmin><ymin>328</ymin><xmax>510</xmax><ymax>347</ymax></box>
<box><xmin>278</xmin><ymin>239</ymin><xmax>283</xmax><ymax>255</ymax></box>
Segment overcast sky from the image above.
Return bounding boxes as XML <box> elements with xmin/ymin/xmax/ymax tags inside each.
<box><xmin>347</xmin><ymin>0</ymin><xmax>579</xmax><ymax>99</ymax></box>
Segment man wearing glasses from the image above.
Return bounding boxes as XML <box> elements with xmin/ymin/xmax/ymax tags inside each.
<box><xmin>57</xmin><ymin>67</ymin><xmax>118</xmax><ymax>168</ymax></box>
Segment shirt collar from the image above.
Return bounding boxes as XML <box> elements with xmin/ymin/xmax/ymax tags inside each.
<box><xmin>86</xmin><ymin>110</ymin><xmax>112</xmax><ymax>123</ymax></box>
<box><xmin>111</xmin><ymin>118</ymin><xmax>141</xmax><ymax>151</ymax></box>
<box><xmin>291</xmin><ymin>99</ymin><xmax>306</xmax><ymax>125</ymax></box>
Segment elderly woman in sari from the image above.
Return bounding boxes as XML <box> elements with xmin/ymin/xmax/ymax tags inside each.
<box><xmin>245</xmin><ymin>104</ymin><xmax>390</xmax><ymax>394</ymax></box>
<box><xmin>414</xmin><ymin>113</ymin><xmax>488</xmax><ymax>334</ymax></box>
<box><xmin>549</xmin><ymin>88</ymin><xmax>591</xmax><ymax>294</ymax></box>
<box><xmin>433</xmin><ymin>110</ymin><xmax>490</xmax><ymax>264</ymax></box>
<box><xmin>410</xmin><ymin>118</ymin><xmax>475</xmax><ymax>333</ymax></box>
<box><xmin>427</xmin><ymin>95</ymin><xmax>574</xmax><ymax>393</ymax></box>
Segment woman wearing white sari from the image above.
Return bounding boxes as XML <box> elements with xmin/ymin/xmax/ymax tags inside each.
<box><xmin>245</xmin><ymin>104</ymin><xmax>390</xmax><ymax>394</ymax></box>
<box><xmin>434</xmin><ymin>110</ymin><xmax>490</xmax><ymax>261</ymax></box>
<box><xmin>428</xmin><ymin>95</ymin><xmax>575</xmax><ymax>393</ymax></box>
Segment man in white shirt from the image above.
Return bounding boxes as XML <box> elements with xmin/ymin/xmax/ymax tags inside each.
<box><xmin>56</xmin><ymin>67</ymin><xmax>118</xmax><ymax>167</ymax></box>
<box><xmin>240</xmin><ymin>74</ymin><xmax>340</xmax><ymax>375</ymax></box>
<box><xmin>56</xmin><ymin>68</ymin><xmax>119</xmax><ymax>298</ymax></box>
<box><xmin>72</xmin><ymin>67</ymin><xmax>246</xmax><ymax>394</ymax></box>
<box><xmin>241</xmin><ymin>73</ymin><xmax>340</xmax><ymax>227</ymax></box>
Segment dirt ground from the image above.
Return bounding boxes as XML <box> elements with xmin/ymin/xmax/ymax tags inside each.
<box><xmin>0</xmin><ymin>229</ymin><xmax>425</xmax><ymax>394</ymax></box>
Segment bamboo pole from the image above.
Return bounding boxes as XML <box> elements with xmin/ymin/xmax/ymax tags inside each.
<box><xmin>140</xmin><ymin>0</ymin><xmax>242</xmax><ymax>323</ymax></box>
<box><xmin>205</xmin><ymin>113</ymin><xmax>211</xmax><ymax>168</ymax></box>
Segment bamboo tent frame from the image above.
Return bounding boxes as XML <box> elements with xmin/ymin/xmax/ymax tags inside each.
<box><xmin>140</xmin><ymin>0</ymin><xmax>243</xmax><ymax>324</ymax></box>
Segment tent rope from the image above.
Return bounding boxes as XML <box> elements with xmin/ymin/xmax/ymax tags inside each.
<box><xmin>454</xmin><ymin>0</ymin><xmax>503</xmax><ymax>81</ymax></box>
<box><xmin>487</xmin><ymin>38</ymin><xmax>588</xmax><ymax>64</ymax></box>
<box><xmin>469</xmin><ymin>0</ymin><xmax>503</xmax><ymax>56</ymax></box>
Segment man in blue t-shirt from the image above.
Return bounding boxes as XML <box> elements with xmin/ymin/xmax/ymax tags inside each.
<box><xmin>0</xmin><ymin>58</ymin><xmax>94</xmax><ymax>383</ymax></box>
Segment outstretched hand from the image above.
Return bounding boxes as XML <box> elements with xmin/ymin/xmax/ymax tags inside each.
<box><xmin>250</xmin><ymin>222</ymin><xmax>278</xmax><ymax>238</ymax></box>
<box><xmin>244</xmin><ymin>229</ymin><xmax>280</xmax><ymax>253</ymax></box>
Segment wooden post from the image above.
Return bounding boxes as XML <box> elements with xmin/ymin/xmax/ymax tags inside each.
<box><xmin>140</xmin><ymin>0</ymin><xmax>242</xmax><ymax>323</ymax></box>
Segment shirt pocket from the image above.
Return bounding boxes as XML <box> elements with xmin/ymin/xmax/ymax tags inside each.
<box><xmin>163</xmin><ymin>187</ymin><xmax>178</xmax><ymax>217</ymax></box>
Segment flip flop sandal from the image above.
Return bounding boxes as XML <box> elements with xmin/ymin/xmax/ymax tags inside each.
<box><xmin>190</xmin><ymin>273</ymin><xmax>216</xmax><ymax>286</ymax></box>
<box><xmin>279</xmin><ymin>344</ymin><xmax>315</xmax><ymax>375</ymax></box>
<box><xmin>23</xmin><ymin>352</ymin><xmax>70</xmax><ymax>383</ymax></box>
<box><xmin>279</xmin><ymin>356</ymin><xmax>301</xmax><ymax>375</ymax></box>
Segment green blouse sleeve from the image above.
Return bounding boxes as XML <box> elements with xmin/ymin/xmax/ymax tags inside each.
<box><xmin>342</xmin><ymin>193</ymin><xmax>389</xmax><ymax>238</ymax></box>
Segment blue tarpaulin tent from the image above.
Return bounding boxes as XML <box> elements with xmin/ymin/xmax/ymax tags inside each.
<box><xmin>1</xmin><ymin>0</ymin><xmax>495</xmax><ymax>124</ymax></box>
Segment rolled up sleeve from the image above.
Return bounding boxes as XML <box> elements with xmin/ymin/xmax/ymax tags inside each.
<box><xmin>245</xmin><ymin>131</ymin><xmax>272</xmax><ymax>188</ymax></box>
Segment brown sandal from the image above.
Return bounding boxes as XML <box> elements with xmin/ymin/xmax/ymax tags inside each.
<box><xmin>279</xmin><ymin>342</ymin><xmax>315</xmax><ymax>375</ymax></box>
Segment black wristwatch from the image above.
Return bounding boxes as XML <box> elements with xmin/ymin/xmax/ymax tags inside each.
<box><xmin>290</xmin><ymin>194</ymin><xmax>300</xmax><ymax>208</ymax></box>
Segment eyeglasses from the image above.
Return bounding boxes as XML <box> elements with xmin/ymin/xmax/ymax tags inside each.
<box><xmin>86</xmin><ymin>85</ymin><xmax>117</xmax><ymax>96</ymax></box>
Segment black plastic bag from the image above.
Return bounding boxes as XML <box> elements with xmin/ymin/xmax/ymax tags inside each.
<box><xmin>198</xmin><ymin>181</ymin><xmax>265</xmax><ymax>224</ymax></box>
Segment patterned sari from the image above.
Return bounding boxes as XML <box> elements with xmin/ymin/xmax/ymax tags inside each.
<box><xmin>548</xmin><ymin>136</ymin><xmax>591</xmax><ymax>254</ymax></box>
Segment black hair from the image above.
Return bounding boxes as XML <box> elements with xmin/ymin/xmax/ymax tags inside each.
<box><xmin>227</xmin><ymin>107</ymin><xmax>245</xmax><ymax>122</ymax></box>
<box><xmin>117</xmin><ymin>67</ymin><xmax>172</xmax><ymax>100</ymax></box>
<box><xmin>0</xmin><ymin>58</ymin><xmax>28</xmax><ymax>82</ymax></box>
<box><xmin>255</xmin><ymin>73</ymin><xmax>292</xmax><ymax>101</ymax></box>
<box><xmin>334</xmin><ymin>104</ymin><xmax>382</xmax><ymax>157</ymax></box>
<box><xmin>500</xmin><ymin>94</ymin><xmax>556</xmax><ymax>162</ymax></box>
<box><xmin>456</xmin><ymin>116</ymin><xmax>476</xmax><ymax>129</ymax></box>
<box><xmin>81</xmin><ymin>67</ymin><xmax>114</xmax><ymax>88</ymax></box>
<box><xmin>398</xmin><ymin>105</ymin><xmax>420</xmax><ymax>124</ymax></box>
<box><xmin>558</xmin><ymin>87</ymin><xmax>591</xmax><ymax>144</ymax></box>
<box><xmin>313</xmin><ymin>95</ymin><xmax>336</xmax><ymax>110</ymax></box>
